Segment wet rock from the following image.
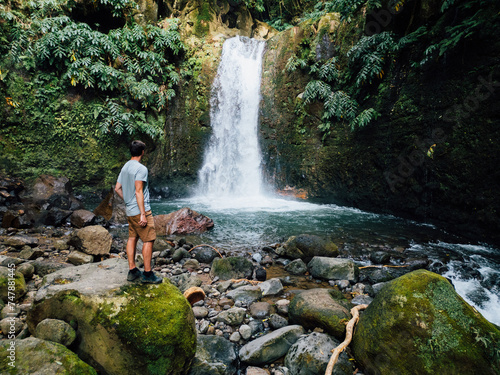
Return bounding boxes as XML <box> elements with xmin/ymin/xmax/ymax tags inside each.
<box><xmin>70</xmin><ymin>209</ymin><xmax>96</xmax><ymax>228</ymax></box>
<box><xmin>258</xmin><ymin>278</ymin><xmax>283</xmax><ymax>296</ymax></box>
<box><xmin>255</xmin><ymin>267</ymin><xmax>267</xmax><ymax>281</ymax></box>
<box><xmin>351</xmin><ymin>294</ymin><xmax>373</xmax><ymax>306</ymax></box>
<box><xmin>285</xmin><ymin>332</ymin><xmax>354</xmax><ymax>375</ymax></box>
<box><xmin>154</xmin><ymin>207</ymin><xmax>214</xmax><ymax>235</ymax></box>
<box><xmin>67</xmin><ymin>251</ymin><xmax>94</xmax><ymax>266</ymax></box>
<box><xmin>249</xmin><ymin>302</ymin><xmax>272</xmax><ymax>319</ymax></box>
<box><xmin>172</xmin><ymin>248</ymin><xmax>191</xmax><ymax>262</ymax></box>
<box><xmin>211</xmin><ymin>256</ymin><xmax>254</xmax><ymax>280</ymax></box>
<box><xmin>68</xmin><ymin>225</ymin><xmax>112</xmax><ymax>256</ymax></box>
<box><xmin>369</xmin><ymin>251</ymin><xmax>391</xmax><ymax>264</ymax></box>
<box><xmin>353</xmin><ymin>270</ymin><xmax>500</xmax><ymax>375</ymax></box>
<box><xmin>227</xmin><ymin>285</ymin><xmax>262</xmax><ymax>305</ymax></box>
<box><xmin>43</xmin><ymin>207</ymin><xmax>72</xmax><ymax>227</ymax></box>
<box><xmin>289</xmin><ymin>288</ymin><xmax>350</xmax><ymax>339</ymax></box>
<box><xmin>27</xmin><ymin>258</ymin><xmax>196</xmax><ymax>375</ymax></box>
<box><xmin>282</xmin><ymin>234</ymin><xmax>339</xmax><ymax>261</ymax></box>
<box><xmin>239</xmin><ymin>325</ymin><xmax>305</xmax><ymax>365</ymax></box>
<box><xmin>359</xmin><ymin>266</ymin><xmax>409</xmax><ymax>284</ymax></box>
<box><xmin>192</xmin><ymin>246</ymin><xmax>219</xmax><ymax>264</ymax></box>
<box><xmin>188</xmin><ymin>335</ymin><xmax>237</xmax><ymax>375</ymax></box>
<box><xmin>308</xmin><ymin>257</ymin><xmax>359</xmax><ymax>282</ymax></box>
<box><xmin>34</xmin><ymin>318</ymin><xmax>76</xmax><ymax>347</ymax></box>
<box><xmin>215</xmin><ymin>307</ymin><xmax>247</xmax><ymax>326</ymax></box>
<box><xmin>284</xmin><ymin>259</ymin><xmax>308</xmax><ymax>275</ymax></box>
<box><xmin>0</xmin><ymin>337</ymin><xmax>97</xmax><ymax>374</ymax></box>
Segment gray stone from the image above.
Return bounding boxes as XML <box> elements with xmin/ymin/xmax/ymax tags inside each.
<box><xmin>0</xmin><ymin>337</ymin><xmax>97</xmax><ymax>374</ymax></box>
<box><xmin>70</xmin><ymin>209</ymin><xmax>96</xmax><ymax>228</ymax></box>
<box><xmin>31</xmin><ymin>260</ymin><xmax>73</xmax><ymax>277</ymax></box>
<box><xmin>246</xmin><ymin>366</ymin><xmax>269</xmax><ymax>375</ymax></box>
<box><xmin>192</xmin><ymin>306</ymin><xmax>209</xmax><ymax>319</ymax></box>
<box><xmin>229</xmin><ymin>331</ymin><xmax>241</xmax><ymax>342</ymax></box>
<box><xmin>269</xmin><ymin>313</ymin><xmax>288</xmax><ymax>329</ymax></box>
<box><xmin>308</xmin><ymin>257</ymin><xmax>359</xmax><ymax>281</ymax></box>
<box><xmin>172</xmin><ymin>248</ymin><xmax>191</xmax><ymax>262</ymax></box>
<box><xmin>188</xmin><ymin>334</ymin><xmax>237</xmax><ymax>375</ymax></box>
<box><xmin>351</xmin><ymin>294</ymin><xmax>373</xmax><ymax>306</ymax></box>
<box><xmin>226</xmin><ymin>285</ymin><xmax>262</xmax><ymax>305</ymax></box>
<box><xmin>285</xmin><ymin>258</ymin><xmax>308</xmax><ymax>275</ymax></box>
<box><xmin>69</xmin><ymin>225</ymin><xmax>112</xmax><ymax>256</ymax></box>
<box><xmin>239</xmin><ymin>324</ymin><xmax>252</xmax><ymax>340</ymax></box>
<box><xmin>35</xmin><ymin>318</ymin><xmax>76</xmax><ymax>347</ymax></box>
<box><xmin>285</xmin><ymin>332</ymin><xmax>354</xmax><ymax>375</ymax></box>
<box><xmin>249</xmin><ymin>302</ymin><xmax>271</xmax><ymax>319</ymax></box>
<box><xmin>258</xmin><ymin>278</ymin><xmax>283</xmax><ymax>296</ymax></box>
<box><xmin>3</xmin><ymin>235</ymin><xmax>39</xmax><ymax>248</ymax></box>
<box><xmin>169</xmin><ymin>272</ymin><xmax>202</xmax><ymax>293</ymax></box>
<box><xmin>16</xmin><ymin>262</ymin><xmax>35</xmax><ymax>280</ymax></box>
<box><xmin>372</xmin><ymin>281</ymin><xmax>389</xmax><ymax>295</ymax></box>
<box><xmin>239</xmin><ymin>325</ymin><xmax>305</xmax><ymax>365</ymax></box>
<box><xmin>67</xmin><ymin>251</ymin><xmax>94</xmax><ymax>266</ymax></box>
<box><xmin>215</xmin><ymin>307</ymin><xmax>247</xmax><ymax>326</ymax></box>
<box><xmin>1</xmin><ymin>304</ymin><xmax>21</xmax><ymax>318</ymax></box>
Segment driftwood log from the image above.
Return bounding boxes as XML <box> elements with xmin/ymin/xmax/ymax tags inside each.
<box><xmin>325</xmin><ymin>304</ymin><xmax>368</xmax><ymax>375</ymax></box>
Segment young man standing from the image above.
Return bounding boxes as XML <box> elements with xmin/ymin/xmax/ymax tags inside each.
<box><xmin>115</xmin><ymin>140</ymin><xmax>162</xmax><ymax>284</ymax></box>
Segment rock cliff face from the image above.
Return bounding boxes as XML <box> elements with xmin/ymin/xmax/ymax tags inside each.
<box><xmin>258</xmin><ymin>8</ymin><xmax>500</xmax><ymax>244</ymax></box>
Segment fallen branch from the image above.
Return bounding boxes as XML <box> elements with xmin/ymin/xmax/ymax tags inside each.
<box><xmin>230</xmin><ymin>278</ymin><xmax>262</xmax><ymax>285</ymax></box>
<box><xmin>188</xmin><ymin>244</ymin><xmax>223</xmax><ymax>258</ymax></box>
<box><xmin>325</xmin><ymin>304</ymin><xmax>368</xmax><ymax>375</ymax></box>
<box><xmin>358</xmin><ymin>265</ymin><xmax>408</xmax><ymax>269</ymax></box>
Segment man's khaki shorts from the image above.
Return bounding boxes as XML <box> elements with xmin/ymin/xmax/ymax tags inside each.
<box><xmin>127</xmin><ymin>210</ymin><xmax>156</xmax><ymax>242</ymax></box>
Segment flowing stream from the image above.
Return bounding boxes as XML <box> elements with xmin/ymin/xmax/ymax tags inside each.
<box><xmin>152</xmin><ymin>36</ymin><xmax>500</xmax><ymax>325</ymax></box>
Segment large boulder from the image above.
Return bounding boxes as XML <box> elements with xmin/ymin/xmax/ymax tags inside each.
<box><xmin>210</xmin><ymin>256</ymin><xmax>254</xmax><ymax>280</ymax></box>
<box><xmin>308</xmin><ymin>257</ymin><xmax>359</xmax><ymax>281</ymax></box>
<box><xmin>239</xmin><ymin>325</ymin><xmax>305</xmax><ymax>365</ymax></box>
<box><xmin>279</xmin><ymin>234</ymin><xmax>339</xmax><ymax>261</ymax></box>
<box><xmin>352</xmin><ymin>269</ymin><xmax>500</xmax><ymax>375</ymax></box>
<box><xmin>154</xmin><ymin>207</ymin><xmax>214</xmax><ymax>235</ymax></box>
<box><xmin>27</xmin><ymin>258</ymin><xmax>197</xmax><ymax>375</ymax></box>
<box><xmin>70</xmin><ymin>209</ymin><xmax>96</xmax><ymax>228</ymax></box>
<box><xmin>188</xmin><ymin>334</ymin><xmax>238</xmax><ymax>375</ymax></box>
<box><xmin>68</xmin><ymin>225</ymin><xmax>112</xmax><ymax>256</ymax></box>
<box><xmin>285</xmin><ymin>332</ymin><xmax>354</xmax><ymax>375</ymax></box>
<box><xmin>34</xmin><ymin>318</ymin><xmax>76</xmax><ymax>347</ymax></box>
<box><xmin>288</xmin><ymin>289</ymin><xmax>351</xmax><ymax>339</ymax></box>
<box><xmin>0</xmin><ymin>337</ymin><xmax>97</xmax><ymax>374</ymax></box>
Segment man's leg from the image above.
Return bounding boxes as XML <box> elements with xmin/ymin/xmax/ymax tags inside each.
<box><xmin>126</xmin><ymin>236</ymin><xmax>139</xmax><ymax>270</ymax></box>
<box><xmin>142</xmin><ymin>240</ymin><xmax>154</xmax><ymax>272</ymax></box>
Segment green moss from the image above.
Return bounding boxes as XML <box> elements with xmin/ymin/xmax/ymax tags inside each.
<box><xmin>211</xmin><ymin>256</ymin><xmax>254</xmax><ymax>280</ymax></box>
<box><xmin>352</xmin><ymin>270</ymin><xmax>500</xmax><ymax>375</ymax></box>
<box><xmin>94</xmin><ymin>280</ymin><xmax>196</xmax><ymax>374</ymax></box>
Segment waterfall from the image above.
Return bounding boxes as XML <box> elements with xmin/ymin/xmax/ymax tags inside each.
<box><xmin>196</xmin><ymin>36</ymin><xmax>266</xmax><ymax>199</ymax></box>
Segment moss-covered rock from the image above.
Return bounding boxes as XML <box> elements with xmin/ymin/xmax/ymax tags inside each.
<box><xmin>210</xmin><ymin>256</ymin><xmax>254</xmax><ymax>280</ymax></box>
<box><xmin>0</xmin><ymin>266</ymin><xmax>27</xmax><ymax>303</ymax></box>
<box><xmin>27</xmin><ymin>259</ymin><xmax>197</xmax><ymax>375</ymax></box>
<box><xmin>281</xmin><ymin>234</ymin><xmax>339</xmax><ymax>261</ymax></box>
<box><xmin>288</xmin><ymin>288</ymin><xmax>350</xmax><ymax>339</ymax></box>
<box><xmin>352</xmin><ymin>269</ymin><xmax>500</xmax><ymax>375</ymax></box>
<box><xmin>0</xmin><ymin>337</ymin><xmax>97</xmax><ymax>375</ymax></box>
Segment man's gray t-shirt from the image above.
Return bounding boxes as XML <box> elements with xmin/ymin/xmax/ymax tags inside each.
<box><xmin>117</xmin><ymin>160</ymin><xmax>151</xmax><ymax>217</ymax></box>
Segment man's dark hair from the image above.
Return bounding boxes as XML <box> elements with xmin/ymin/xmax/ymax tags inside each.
<box><xmin>130</xmin><ymin>140</ymin><xmax>146</xmax><ymax>157</ymax></box>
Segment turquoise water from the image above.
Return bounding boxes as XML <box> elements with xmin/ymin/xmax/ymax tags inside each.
<box><xmin>150</xmin><ymin>195</ymin><xmax>500</xmax><ymax>325</ymax></box>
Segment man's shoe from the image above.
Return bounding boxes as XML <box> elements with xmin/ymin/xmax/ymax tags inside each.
<box><xmin>127</xmin><ymin>268</ymin><xmax>142</xmax><ymax>282</ymax></box>
<box><xmin>141</xmin><ymin>272</ymin><xmax>163</xmax><ymax>284</ymax></box>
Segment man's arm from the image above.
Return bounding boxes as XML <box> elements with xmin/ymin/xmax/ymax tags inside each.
<box><xmin>114</xmin><ymin>182</ymin><xmax>124</xmax><ymax>200</ymax></box>
<box><xmin>135</xmin><ymin>180</ymin><xmax>147</xmax><ymax>226</ymax></box>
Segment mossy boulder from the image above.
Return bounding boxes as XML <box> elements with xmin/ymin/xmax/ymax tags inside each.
<box><xmin>0</xmin><ymin>337</ymin><xmax>97</xmax><ymax>374</ymax></box>
<box><xmin>27</xmin><ymin>259</ymin><xmax>197</xmax><ymax>375</ymax></box>
<box><xmin>352</xmin><ymin>269</ymin><xmax>500</xmax><ymax>375</ymax></box>
<box><xmin>288</xmin><ymin>288</ymin><xmax>350</xmax><ymax>339</ymax></box>
<box><xmin>0</xmin><ymin>266</ymin><xmax>27</xmax><ymax>303</ymax></box>
<box><xmin>281</xmin><ymin>234</ymin><xmax>339</xmax><ymax>261</ymax></box>
<box><xmin>210</xmin><ymin>256</ymin><xmax>254</xmax><ymax>280</ymax></box>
